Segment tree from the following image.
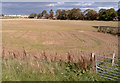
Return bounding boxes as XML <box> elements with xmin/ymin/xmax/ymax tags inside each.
<box><xmin>42</xmin><ymin>10</ymin><xmax>47</xmax><ymax>16</ymax></box>
<box><xmin>117</xmin><ymin>9</ymin><xmax>120</xmax><ymax>21</ymax></box>
<box><xmin>66</xmin><ymin>10</ymin><xmax>71</xmax><ymax>19</ymax></box>
<box><xmin>68</xmin><ymin>8</ymin><xmax>84</xmax><ymax>20</ymax></box>
<box><xmin>84</xmin><ymin>9</ymin><xmax>98</xmax><ymax>20</ymax></box>
<box><xmin>107</xmin><ymin>8</ymin><xmax>117</xmax><ymax>20</ymax></box>
<box><xmin>29</xmin><ymin>13</ymin><xmax>37</xmax><ymax>18</ymax></box>
<box><xmin>37</xmin><ymin>13</ymin><xmax>42</xmax><ymax>19</ymax></box>
<box><xmin>1</xmin><ymin>14</ymin><xmax>4</xmax><ymax>16</ymax></box>
<box><xmin>98</xmin><ymin>9</ymin><xmax>108</xmax><ymax>20</ymax></box>
<box><xmin>45</xmin><ymin>14</ymin><xmax>50</xmax><ymax>19</ymax></box>
<box><xmin>58</xmin><ymin>10</ymin><xmax>68</xmax><ymax>20</ymax></box>
<box><xmin>0</xmin><ymin>14</ymin><xmax>4</xmax><ymax>17</ymax></box>
<box><xmin>56</xmin><ymin>8</ymin><xmax>84</xmax><ymax>20</ymax></box>
<box><xmin>56</xmin><ymin>9</ymin><xmax>61</xmax><ymax>19</ymax></box>
<box><xmin>49</xmin><ymin>9</ymin><xmax>54</xmax><ymax>19</ymax></box>
<box><xmin>99</xmin><ymin>8</ymin><xmax>117</xmax><ymax>21</ymax></box>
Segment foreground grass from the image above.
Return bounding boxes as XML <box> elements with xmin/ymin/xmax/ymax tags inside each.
<box><xmin>2</xmin><ymin>70</ymin><xmax>104</xmax><ymax>81</ymax></box>
<box><xmin>2</xmin><ymin>58</ymin><xmax>107</xmax><ymax>81</ymax></box>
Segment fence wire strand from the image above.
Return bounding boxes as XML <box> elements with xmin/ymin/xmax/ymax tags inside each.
<box><xmin>96</xmin><ymin>54</ymin><xmax>120</xmax><ymax>81</ymax></box>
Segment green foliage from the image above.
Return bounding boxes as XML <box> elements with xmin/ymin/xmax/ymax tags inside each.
<box><xmin>107</xmin><ymin>8</ymin><xmax>117</xmax><ymax>20</ymax></box>
<box><xmin>117</xmin><ymin>8</ymin><xmax>120</xmax><ymax>21</ymax></box>
<box><xmin>37</xmin><ymin>13</ymin><xmax>42</xmax><ymax>19</ymax></box>
<box><xmin>57</xmin><ymin>9</ymin><xmax>68</xmax><ymax>20</ymax></box>
<box><xmin>0</xmin><ymin>14</ymin><xmax>4</xmax><ymax>16</ymax></box>
<box><xmin>37</xmin><ymin>10</ymin><xmax>49</xmax><ymax>19</ymax></box>
<box><xmin>99</xmin><ymin>8</ymin><xmax>117</xmax><ymax>21</ymax></box>
<box><xmin>2</xmin><ymin>59</ymin><xmax>106</xmax><ymax>81</ymax></box>
<box><xmin>49</xmin><ymin>9</ymin><xmax>54</xmax><ymax>19</ymax></box>
<box><xmin>56</xmin><ymin>8</ymin><xmax>84</xmax><ymax>20</ymax></box>
<box><xmin>56</xmin><ymin>8</ymin><xmax>117</xmax><ymax>21</ymax></box>
<box><xmin>29</xmin><ymin>13</ymin><xmax>37</xmax><ymax>18</ymax></box>
<box><xmin>45</xmin><ymin>13</ymin><xmax>50</xmax><ymax>19</ymax></box>
<box><xmin>42</xmin><ymin>10</ymin><xmax>47</xmax><ymax>16</ymax></box>
<box><xmin>98</xmin><ymin>9</ymin><xmax>107</xmax><ymax>20</ymax></box>
<box><xmin>68</xmin><ymin>8</ymin><xmax>84</xmax><ymax>20</ymax></box>
<box><xmin>84</xmin><ymin>9</ymin><xmax>98</xmax><ymax>20</ymax></box>
<box><xmin>29</xmin><ymin>8</ymin><xmax>118</xmax><ymax>21</ymax></box>
<box><xmin>56</xmin><ymin>9</ymin><xmax>61</xmax><ymax>18</ymax></box>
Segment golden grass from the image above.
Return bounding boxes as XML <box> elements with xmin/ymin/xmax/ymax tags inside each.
<box><xmin>2</xmin><ymin>19</ymin><xmax>118</xmax><ymax>81</ymax></box>
<box><xmin>2</xmin><ymin>19</ymin><xmax>118</xmax><ymax>57</ymax></box>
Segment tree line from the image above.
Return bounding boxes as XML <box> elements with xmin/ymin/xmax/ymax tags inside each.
<box><xmin>28</xmin><ymin>8</ymin><xmax>120</xmax><ymax>21</ymax></box>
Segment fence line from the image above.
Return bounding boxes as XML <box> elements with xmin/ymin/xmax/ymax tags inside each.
<box><xmin>97</xmin><ymin>60</ymin><xmax>120</xmax><ymax>67</ymax></box>
<box><xmin>96</xmin><ymin>55</ymin><xmax>120</xmax><ymax>61</ymax></box>
<box><xmin>91</xmin><ymin>53</ymin><xmax>120</xmax><ymax>81</ymax></box>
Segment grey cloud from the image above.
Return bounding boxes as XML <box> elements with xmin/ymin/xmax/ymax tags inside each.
<box><xmin>2</xmin><ymin>0</ymin><xmax>120</xmax><ymax>2</ymax></box>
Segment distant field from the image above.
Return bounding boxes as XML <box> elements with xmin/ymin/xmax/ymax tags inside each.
<box><xmin>1</xmin><ymin>19</ymin><xmax>118</xmax><ymax>81</ymax></box>
<box><xmin>2</xmin><ymin>19</ymin><xmax>118</xmax><ymax>56</ymax></box>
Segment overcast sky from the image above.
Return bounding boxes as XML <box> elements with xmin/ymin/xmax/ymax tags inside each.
<box><xmin>2</xmin><ymin>2</ymin><xmax>118</xmax><ymax>15</ymax></box>
<box><xmin>1</xmin><ymin>0</ymin><xmax>120</xmax><ymax>2</ymax></box>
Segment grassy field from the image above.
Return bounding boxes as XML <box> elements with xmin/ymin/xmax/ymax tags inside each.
<box><xmin>2</xmin><ymin>19</ymin><xmax>118</xmax><ymax>55</ymax></box>
<box><xmin>1</xmin><ymin>19</ymin><xmax>118</xmax><ymax>81</ymax></box>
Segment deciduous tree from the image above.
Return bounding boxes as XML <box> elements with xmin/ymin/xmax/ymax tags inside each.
<box><xmin>84</xmin><ymin>9</ymin><xmax>98</xmax><ymax>20</ymax></box>
<box><xmin>42</xmin><ymin>10</ymin><xmax>47</xmax><ymax>16</ymax></box>
<box><xmin>29</xmin><ymin>13</ymin><xmax>37</xmax><ymax>18</ymax></box>
<box><xmin>49</xmin><ymin>9</ymin><xmax>54</xmax><ymax>19</ymax></box>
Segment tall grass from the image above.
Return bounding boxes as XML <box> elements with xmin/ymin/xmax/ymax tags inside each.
<box><xmin>2</xmin><ymin>48</ymin><xmax>106</xmax><ymax>81</ymax></box>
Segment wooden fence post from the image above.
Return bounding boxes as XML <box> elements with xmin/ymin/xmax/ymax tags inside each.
<box><xmin>98</xmin><ymin>26</ymin><xmax>100</xmax><ymax>32</ymax></box>
<box><xmin>90</xmin><ymin>53</ymin><xmax>96</xmax><ymax>70</ymax></box>
<box><xmin>112</xmin><ymin>53</ymin><xmax>115</xmax><ymax>66</ymax></box>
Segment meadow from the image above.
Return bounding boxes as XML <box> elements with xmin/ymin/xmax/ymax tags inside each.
<box><xmin>1</xmin><ymin>19</ymin><xmax>118</xmax><ymax>81</ymax></box>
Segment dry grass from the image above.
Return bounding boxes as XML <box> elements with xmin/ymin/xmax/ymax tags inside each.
<box><xmin>2</xmin><ymin>19</ymin><xmax>118</xmax><ymax>57</ymax></box>
<box><xmin>2</xmin><ymin>19</ymin><xmax>116</xmax><ymax>81</ymax></box>
<box><xmin>2</xmin><ymin>47</ymin><xmax>91</xmax><ymax>63</ymax></box>
<box><xmin>2</xmin><ymin>47</ymin><xmax>91</xmax><ymax>75</ymax></box>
